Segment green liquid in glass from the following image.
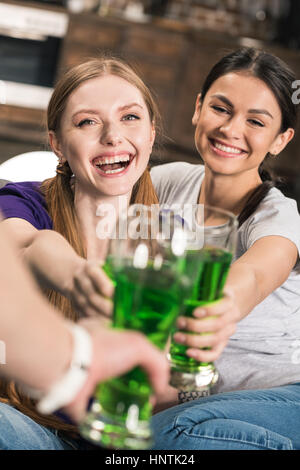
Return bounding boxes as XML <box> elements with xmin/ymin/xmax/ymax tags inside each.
<box><xmin>97</xmin><ymin>258</ymin><xmax>182</xmax><ymax>426</ymax></box>
<box><xmin>170</xmin><ymin>247</ymin><xmax>232</xmax><ymax>372</ymax></box>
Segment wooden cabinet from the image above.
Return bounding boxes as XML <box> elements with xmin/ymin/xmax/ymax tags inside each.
<box><xmin>58</xmin><ymin>14</ymin><xmax>190</xmax><ymax>142</ymax></box>
<box><xmin>61</xmin><ymin>15</ymin><xmax>123</xmax><ymax>68</ymax></box>
<box><xmin>0</xmin><ymin>105</ymin><xmax>47</xmax><ymax>164</ymax></box>
<box><xmin>1</xmin><ymin>7</ymin><xmax>300</xmax><ymax>186</ymax></box>
<box><xmin>58</xmin><ymin>14</ymin><xmax>300</xmax><ymax>178</ymax></box>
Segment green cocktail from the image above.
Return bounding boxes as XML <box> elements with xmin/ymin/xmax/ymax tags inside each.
<box><xmin>168</xmin><ymin>204</ymin><xmax>237</xmax><ymax>393</ymax></box>
<box><xmin>86</xmin><ymin>258</ymin><xmax>182</xmax><ymax>449</ymax></box>
<box><xmin>169</xmin><ymin>247</ymin><xmax>232</xmax><ymax>388</ymax></box>
<box><xmin>108</xmin><ymin>258</ymin><xmax>182</xmax><ymax>348</ymax></box>
<box><xmin>80</xmin><ymin>204</ymin><xmax>189</xmax><ymax>449</ymax></box>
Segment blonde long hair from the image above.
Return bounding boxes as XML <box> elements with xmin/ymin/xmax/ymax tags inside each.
<box><xmin>0</xmin><ymin>57</ymin><xmax>161</xmax><ymax>435</ymax></box>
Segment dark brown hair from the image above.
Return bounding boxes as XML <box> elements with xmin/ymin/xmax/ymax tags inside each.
<box><xmin>200</xmin><ymin>47</ymin><xmax>298</xmax><ymax>226</ymax></box>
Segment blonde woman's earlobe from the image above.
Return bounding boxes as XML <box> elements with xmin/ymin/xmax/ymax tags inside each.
<box><xmin>48</xmin><ymin>131</ymin><xmax>66</xmax><ymax>162</ymax></box>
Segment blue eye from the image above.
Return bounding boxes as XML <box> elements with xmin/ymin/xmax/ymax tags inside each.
<box><xmin>122</xmin><ymin>114</ymin><xmax>140</xmax><ymax>121</ymax></box>
<box><xmin>77</xmin><ymin>119</ymin><xmax>95</xmax><ymax>127</ymax></box>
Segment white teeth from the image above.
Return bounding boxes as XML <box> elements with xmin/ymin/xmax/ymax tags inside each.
<box><xmin>101</xmin><ymin>167</ymin><xmax>124</xmax><ymax>174</ymax></box>
<box><xmin>214</xmin><ymin>141</ymin><xmax>243</xmax><ymax>154</ymax></box>
<box><xmin>94</xmin><ymin>155</ymin><xmax>130</xmax><ymax>166</ymax></box>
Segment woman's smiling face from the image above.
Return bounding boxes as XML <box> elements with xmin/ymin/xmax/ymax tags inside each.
<box><xmin>50</xmin><ymin>74</ymin><xmax>155</xmax><ymax>197</ymax></box>
<box><xmin>192</xmin><ymin>72</ymin><xmax>292</xmax><ymax>177</ymax></box>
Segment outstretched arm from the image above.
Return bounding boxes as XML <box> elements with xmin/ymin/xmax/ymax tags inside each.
<box><xmin>173</xmin><ymin>236</ymin><xmax>298</xmax><ymax>362</ymax></box>
<box><xmin>0</xmin><ymin>222</ymin><xmax>169</xmax><ymax>421</ymax></box>
<box><xmin>1</xmin><ymin>217</ymin><xmax>114</xmax><ymax>317</ymax></box>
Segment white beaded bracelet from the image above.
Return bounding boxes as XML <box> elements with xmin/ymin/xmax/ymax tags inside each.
<box><xmin>36</xmin><ymin>323</ymin><xmax>93</xmax><ymax>415</ymax></box>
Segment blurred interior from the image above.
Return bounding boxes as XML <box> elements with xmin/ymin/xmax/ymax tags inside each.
<box><xmin>0</xmin><ymin>0</ymin><xmax>300</xmax><ymax>207</ymax></box>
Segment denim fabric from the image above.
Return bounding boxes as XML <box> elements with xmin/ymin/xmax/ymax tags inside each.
<box><xmin>151</xmin><ymin>383</ymin><xmax>300</xmax><ymax>450</ymax></box>
<box><xmin>0</xmin><ymin>402</ymin><xmax>86</xmax><ymax>450</ymax></box>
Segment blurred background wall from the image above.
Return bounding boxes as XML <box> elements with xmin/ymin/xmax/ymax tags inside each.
<box><xmin>0</xmin><ymin>0</ymin><xmax>300</xmax><ymax>204</ymax></box>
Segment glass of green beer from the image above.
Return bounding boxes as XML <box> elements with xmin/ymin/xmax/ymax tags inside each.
<box><xmin>168</xmin><ymin>204</ymin><xmax>237</xmax><ymax>394</ymax></box>
<box><xmin>79</xmin><ymin>204</ymin><xmax>190</xmax><ymax>450</ymax></box>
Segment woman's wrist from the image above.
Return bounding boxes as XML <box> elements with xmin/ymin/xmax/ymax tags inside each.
<box><xmin>223</xmin><ymin>285</ymin><xmax>242</xmax><ymax>320</ymax></box>
<box><xmin>38</xmin><ymin>322</ymin><xmax>74</xmax><ymax>393</ymax></box>
<box><xmin>35</xmin><ymin>322</ymin><xmax>93</xmax><ymax>414</ymax></box>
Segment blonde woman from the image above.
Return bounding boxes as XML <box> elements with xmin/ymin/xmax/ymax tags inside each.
<box><xmin>0</xmin><ymin>57</ymin><xmax>163</xmax><ymax>449</ymax></box>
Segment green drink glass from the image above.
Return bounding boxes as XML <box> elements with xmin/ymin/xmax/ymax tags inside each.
<box><xmin>168</xmin><ymin>205</ymin><xmax>238</xmax><ymax>394</ymax></box>
<box><xmin>79</xmin><ymin>204</ymin><xmax>189</xmax><ymax>449</ymax></box>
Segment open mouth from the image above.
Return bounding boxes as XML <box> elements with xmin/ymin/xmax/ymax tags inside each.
<box><xmin>92</xmin><ymin>154</ymin><xmax>134</xmax><ymax>175</ymax></box>
<box><xmin>209</xmin><ymin>139</ymin><xmax>247</xmax><ymax>157</ymax></box>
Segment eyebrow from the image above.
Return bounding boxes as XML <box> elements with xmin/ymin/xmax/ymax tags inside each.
<box><xmin>119</xmin><ymin>102</ymin><xmax>144</xmax><ymax>111</ymax></box>
<box><xmin>72</xmin><ymin>103</ymin><xmax>144</xmax><ymax>118</ymax></box>
<box><xmin>211</xmin><ymin>94</ymin><xmax>274</xmax><ymax>119</ymax></box>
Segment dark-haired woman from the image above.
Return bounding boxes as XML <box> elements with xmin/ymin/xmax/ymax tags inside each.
<box><xmin>151</xmin><ymin>47</ymin><xmax>300</xmax><ymax>450</ymax></box>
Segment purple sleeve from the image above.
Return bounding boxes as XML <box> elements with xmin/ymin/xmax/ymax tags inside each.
<box><xmin>0</xmin><ymin>181</ymin><xmax>53</xmax><ymax>230</ymax></box>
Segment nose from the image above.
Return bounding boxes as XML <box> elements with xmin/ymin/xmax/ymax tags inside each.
<box><xmin>219</xmin><ymin>115</ymin><xmax>244</xmax><ymax>140</ymax></box>
<box><xmin>100</xmin><ymin>122</ymin><xmax>123</xmax><ymax>146</ymax></box>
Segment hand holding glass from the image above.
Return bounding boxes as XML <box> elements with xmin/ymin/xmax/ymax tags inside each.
<box><xmin>80</xmin><ymin>204</ymin><xmax>189</xmax><ymax>449</ymax></box>
<box><xmin>168</xmin><ymin>205</ymin><xmax>237</xmax><ymax>393</ymax></box>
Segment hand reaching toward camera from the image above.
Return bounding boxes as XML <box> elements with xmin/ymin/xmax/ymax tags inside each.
<box><xmin>63</xmin><ymin>318</ymin><xmax>170</xmax><ymax>422</ymax></box>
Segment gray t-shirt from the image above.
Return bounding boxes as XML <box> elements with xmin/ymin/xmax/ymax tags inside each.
<box><xmin>151</xmin><ymin>161</ymin><xmax>300</xmax><ymax>393</ymax></box>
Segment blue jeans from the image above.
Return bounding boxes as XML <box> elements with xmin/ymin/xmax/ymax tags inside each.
<box><xmin>151</xmin><ymin>383</ymin><xmax>300</xmax><ymax>450</ymax></box>
<box><xmin>0</xmin><ymin>402</ymin><xmax>89</xmax><ymax>450</ymax></box>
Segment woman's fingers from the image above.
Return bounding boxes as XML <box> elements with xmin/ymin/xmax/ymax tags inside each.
<box><xmin>73</xmin><ymin>261</ymin><xmax>114</xmax><ymax>297</ymax></box>
<box><xmin>173</xmin><ymin>294</ymin><xmax>239</xmax><ymax>361</ymax></box>
<box><xmin>72</xmin><ymin>293</ymin><xmax>113</xmax><ymax>318</ymax></box>
<box><xmin>85</xmin><ymin>261</ymin><xmax>114</xmax><ymax>298</ymax></box>
<box><xmin>186</xmin><ymin>339</ymin><xmax>228</xmax><ymax>362</ymax></box>
<box><xmin>173</xmin><ymin>321</ymin><xmax>236</xmax><ymax>349</ymax></box>
<box><xmin>176</xmin><ymin>294</ymin><xmax>240</xmax><ymax>334</ymax></box>
<box><xmin>176</xmin><ymin>310</ymin><xmax>238</xmax><ymax>334</ymax></box>
<box><xmin>176</xmin><ymin>315</ymin><xmax>218</xmax><ymax>333</ymax></box>
<box><xmin>72</xmin><ymin>261</ymin><xmax>114</xmax><ymax>317</ymax></box>
<box><xmin>192</xmin><ymin>294</ymin><xmax>239</xmax><ymax>322</ymax></box>
<box><xmin>131</xmin><ymin>333</ymin><xmax>170</xmax><ymax>396</ymax></box>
